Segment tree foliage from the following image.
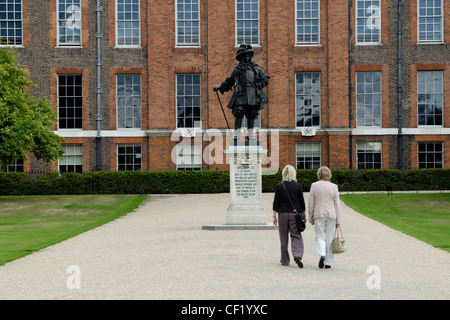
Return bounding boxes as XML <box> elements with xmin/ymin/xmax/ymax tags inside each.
<box><xmin>0</xmin><ymin>47</ymin><xmax>64</xmax><ymax>170</ymax></box>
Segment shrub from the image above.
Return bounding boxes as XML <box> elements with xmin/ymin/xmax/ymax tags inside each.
<box><xmin>0</xmin><ymin>169</ymin><xmax>448</xmax><ymax>195</ymax></box>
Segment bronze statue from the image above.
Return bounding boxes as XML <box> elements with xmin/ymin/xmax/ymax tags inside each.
<box><xmin>213</xmin><ymin>44</ymin><xmax>270</xmax><ymax>142</ymax></box>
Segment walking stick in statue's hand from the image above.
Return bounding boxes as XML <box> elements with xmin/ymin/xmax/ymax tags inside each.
<box><xmin>214</xmin><ymin>87</ymin><xmax>232</xmax><ymax>140</ymax></box>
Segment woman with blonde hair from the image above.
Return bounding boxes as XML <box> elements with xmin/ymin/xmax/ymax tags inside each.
<box><xmin>308</xmin><ymin>166</ymin><xmax>341</xmax><ymax>269</ymax></box>
<box><xmin>272</xmin><ymin>165</ymin><xmax>306</xmax><ymax>268</ymax></box>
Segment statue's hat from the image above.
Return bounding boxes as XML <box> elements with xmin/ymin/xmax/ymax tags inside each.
<box><xmin>236</xmin><ymin>43</ymin><xmax>254</xmax><ymax>60</ymax></box>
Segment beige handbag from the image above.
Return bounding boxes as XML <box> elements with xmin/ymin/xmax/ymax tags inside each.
<box><xmin>332</xmin><ymin>226</ymin><xmax>347</xmax><ymax>254</ymax></box>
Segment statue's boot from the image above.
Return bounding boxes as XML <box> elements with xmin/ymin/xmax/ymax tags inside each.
<box><xmin>233</xmin><ymin>118</ymin><xmax>243</xmax><ymax>143</ymax></box>
<box><xmin>248</xmin><ymin>118</ymin><xmax>257</xmax><ymax>142</ymax></box>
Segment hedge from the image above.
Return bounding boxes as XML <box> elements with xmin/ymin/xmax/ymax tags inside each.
<box><xmin>0</xmin><ymin>169</ymin><xmax>449</xmax><ymax>195</ymax></box>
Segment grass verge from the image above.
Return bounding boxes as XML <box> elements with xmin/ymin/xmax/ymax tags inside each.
<box><xmin>340</xmin><ymin>193</ymin><xmax>450</xmax><ymax>253</ymax></box>
<box><xmin>0</xmin><ymin>194</ymin><xmax>148</xmax><ymax>266</ymax></box>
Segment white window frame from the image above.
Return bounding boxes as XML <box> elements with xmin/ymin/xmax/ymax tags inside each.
<box><xmin>3</xmin><ymin>159</ymin><xmax>24</xmax><ymax>172</ymax></box>
<box><xmin>295</xmin><ymin>72</ymin><xmax>321</xmax><ymax>128</ymax></box>
<box><xmin>356</xmin><ymin>71</ymin><xmax>382</xmax><ymax>128</ymax></box>
<box><xmin>235</xmin><ymin>0</ymin><xmax>260</xmax><ymax>47</ymax></box>
<box><xmin>0</xmin><ymin>0</ymin><xmax>23</xmax><ymax>47</ymax></box>
<box><xmin>175</xmin><ymin>0</ymin><xmax>200</xmax><ymax>47</ymax></box>
<box><xmin>417</xmin><ymin>71</ymin><xmax>444</xmax><ymax>127</ymax></box>
<box><xmin>295</xmin><ymin>0</ymin><xmax>320</xmax><ymax>46</ymax></box>
<box><xmin>57</xmin><ymin>0</ymin><xmax>82</xmax><ymax>47</ymax></box>
<box><xmin>356</xmin><ymin>142</ymin><xmax>382</xmax><ymax>169</ymax></box>
<box><xmin>59</xmin><ymin>144</ymin><xmax>83</xmax><ymax>173</ymax></box>
<box><xmin>176</xmin><ymin>143</ymin><xmax>202</xmax><ymax>170</ymax></box>
<box><xmin>296</xmin><ymin>142</ymin><xmax>321</xmax><ymax>169</ymax></box>
<box><xmin>115</xmin><ymin>0</ymin><xmax>141</xmax><ymax>48</ymax></box>
<box><xmin>176</xmin><ymin>74</ymin><xmax>201</xmax><ymax>129</ymax></box>
<box><xmin>57</xmin><ymin>74</ymin><xmax>83</xmax><ymax>130</ymax></box>
<box><xmin>116</xmin><ymin>74</ymin><xmax>142</xmax><ymax>129</ymax></box>
<box><xmin>355</xmin><ymin>0</ymin><xmax>381</xmax><ymax>45</ymax></box>
<box><xmin>417</xmin><ymin>0</ymin><xmax>444</xmax><ymax>44</ymax></box>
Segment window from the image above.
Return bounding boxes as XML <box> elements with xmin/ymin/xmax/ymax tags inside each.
<box><xmin>356</xmin><ymin>0</ymin><xmax>381</xmax><ymax>44</ymax></box>
<box><xmin>235</xmin><ymin>0</ymin><xmax>259</xmax><ymax>46</ymax></box>
<box><xmin>418</xmin><ymin>0</ymin><xmax>443</xmax><ymax>43</ymax></box>
<box><xmin>296</xmin><ymin>72</ymin><xmax>320</xmax><ymax>127</ymax></box>
<box><xmin>117</xmin><ymin>74</ymin><xmax>141</xmax><ymax>129</ymax></box>
<box><xmin>176</xmin><ymin>74</ymin><xmax>201</xmax><ymax>128</ymax></box>
<box><xmin>176</xmin><ymin>0</ymin><xmax>200</xmax><ymax>46</ymax></box>
<box><xmin>295</xmin><ymin>0</ymin><xmax>320</xmax><ymax>45</ymax></box>
<box><xmin>116</xmin><ymin>0</ymin><xmax>140</xmax><ymax>47</ymax></box>
<box><xmin>357</xmin><ymin>142</ymin><xmax>382</xmax><ymax>169</ymax></box>
<box><xmin>418</xmin><ymin>142</ymin><xmax>444</xmax><ymax>168</ymax></box>
<box><xmin>2</xmin><ymin>159</ymin><xmax>24</xmax><ymax>172</ymax></box>
<box><xmin>418</xmin><ymin>142</ymin><xmax>443</xmax><ymax>168</ymax></box>
<box><xmin>57</xmin><ymin>0</ymin><xmax>81</xmax><ymax>46</ymax></box>
<box><xmin>60</xmin><ymin>144</ymin><xmax>83</xmax><ymax>173</ymax></box>
<box><xmin>117</xmin><ymin>144</ymin><xmax>142</xmax><ymax>171</ymax></box>
<box><xmin>0</xmin><ymin>0</ymin><xmax>22</xmax><ymax>46</ymax></box>
<box><xmin>356</xmin><ymin>72</ymin><xmax>381</xmax><ymax>127</ymax></box>
<box><xmin>418</xmin><ymin>71</ymin><xmax>443</xmax><ymax>126</ymax></box>
<box><xmin>58</xmin><ymin>75</ymin><xmax>83</xmax><ymax>129</ymax></box>
<box><xmin>296</xmin><ymin>142</ymin><xmax>321</xmax><ymax>169</ymax></box>
<box><xmin>176</xmin><ymin>143</ymin><xmax>202</xmax><ymax>170</ymax></box>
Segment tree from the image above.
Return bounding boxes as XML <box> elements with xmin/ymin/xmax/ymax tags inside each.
<box><xmin>0</xmin><ymin>47</ymin><xmax>64</xmax><ymax>170</ymax></box>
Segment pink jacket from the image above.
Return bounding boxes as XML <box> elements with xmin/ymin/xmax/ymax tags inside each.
<box><xmin>308</xmin><ymin>180</ymin><xmax>341</xmax><ymax>225</ymax></box>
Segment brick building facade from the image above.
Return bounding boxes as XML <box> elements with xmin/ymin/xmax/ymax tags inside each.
<box><xmin>2</xmin><ymin>0</ymin><xmax>449</xmax><ymax>172</ymax></box>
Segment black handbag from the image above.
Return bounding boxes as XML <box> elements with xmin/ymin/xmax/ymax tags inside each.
<box><xmin>282</xmin><ymin>182</ymin><xmax>306</xmax><ymax>232</ymax></box>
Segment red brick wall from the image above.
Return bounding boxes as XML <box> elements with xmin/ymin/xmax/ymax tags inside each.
<box><xmin>13</xmin><ymin>0</ymin><xmax>449</xmax><ymax>172</ymax></box>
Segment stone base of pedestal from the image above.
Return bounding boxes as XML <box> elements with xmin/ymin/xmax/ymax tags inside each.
<box><xmin>202</xmin><ymin>143</ymin><xmax>276</xmax><ymax>231</ymax></box>
<box><xmin>226</xmin><ymin>203</ymin><xmax>266</xmax><ymax>225</ymax></box>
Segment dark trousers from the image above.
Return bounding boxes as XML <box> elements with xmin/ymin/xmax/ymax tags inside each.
<box><xmin>278</xmin><ymin>212</ymin><xmax>304</xmax><ymax>265</ymax></box>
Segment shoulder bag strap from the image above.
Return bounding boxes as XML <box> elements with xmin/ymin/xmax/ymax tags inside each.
<box><xmin>282</xmin><ymin>182</ymin><xmax>298</xmax><ymax>214</ymax></box>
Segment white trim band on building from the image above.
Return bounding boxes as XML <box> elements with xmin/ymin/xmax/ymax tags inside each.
<box><xmin>54</xmin><ymin>127</ymin><xmax>450</xmax><ymax>139</ymax></box>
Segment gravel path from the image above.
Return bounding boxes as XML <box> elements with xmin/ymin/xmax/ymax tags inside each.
<box><xmin>0</xmin><ymin>193</ymin><xmax>449</xmax><ymax>300</ymax></box>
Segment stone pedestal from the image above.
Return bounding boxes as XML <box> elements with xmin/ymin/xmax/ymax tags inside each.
<box><xmin>202</xmin><ymin>141</ymin><xmax>276</xmax><ymax>230</ymax></box>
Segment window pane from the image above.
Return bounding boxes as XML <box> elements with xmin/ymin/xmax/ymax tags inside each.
<box><xmin>116</xmin><ymin>74</ymin><xmax>141</xmax><ymax>129</ymax></box>
<box><xmin>296</xmin><ymin>142</ymin><xmax>321</xmax><ymax>169</ymax></box>
<box><xmin>58</xmin><ymin>75</ymin><xmax>83</xmax><ymax>129</ymax></box>
<box><xmin>417</xmin><ymin>71</ymin><xmax>443</xmax><ymax>126</ymax></box>
<box><xmin>356</xmin><ymin>0</ymin><xmax>381</xmax><ymax>44</ymax></box>
<box><xmin>296</xmin><ymin>72</ymin><xmax>321</xmax><ymax>128</ymax></box>
<box><xmin>117</xmin><ymin>144</ymin><xmax>142</xmax><ymax>171</ymax></box>
<box><xmin>356</xmin><ymin>142</ymin><xmax>382</xmax><ymax>169</ymax></box>
<box><xmin>418</xmin><ymin>142</ymin><xmax>443</xmax><ymax>168</ymax></box>
<box><xmin>176</xmin><ymin>74</ymin><xmax>201</xmax><ymax>128</ymax></box>
<box><xmin>418</xmin><ymin>0</ymin><xmax>443</xmax><ymax>43</ymax></box>
<box><xmin>236</xmin><ymin>0</ymin><xmax>259</xmax><ymax>45</ymax></box>
<box><xmin>177</xmin><ymin>143</ymin><xmax>202</xmax><ymax>170</ymax></box>
<box><xmin>60</xmin><ymin>144</ymin><xmax>83</xmax><ymax>173</ymax></box>
<box><xmin>0</xmin><ymin>0</ymin><xmax>22</xmax><ymax>45</ymax></box>
<box><xmin>356</xmin><ymin>72</ymin><xmax>382</xmax><ymax>127</ymax></box>
<box><xmin>176</xmin><ymin>0</ymin><xmax>200</xmax><ymax>46</ymax></box>
<box><xmin>296</xmin><ymin>0</ymin><xmax>320</xmax><ymax>44</ymax></box>
<box><xmin>116</xmin><ymin>0</ymin><xmax>140</xmax><ymax>46</ymax></box>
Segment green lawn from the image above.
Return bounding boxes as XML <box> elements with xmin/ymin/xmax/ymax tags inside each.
<box><xmin>340</xmin><ymin>193</ymin><xmax>450</xmax><ymax>253</ymax></box>
<box><xmin>0</xmin><ymin>194</ymin><xmax>148</xmax><ymax>266</ymax></box>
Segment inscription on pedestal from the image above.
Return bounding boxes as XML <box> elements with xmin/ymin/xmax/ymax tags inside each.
<box><xmin>235</xmin><ymin>165</ymin><xmax>258</xmax><ymax>200</ymax></box>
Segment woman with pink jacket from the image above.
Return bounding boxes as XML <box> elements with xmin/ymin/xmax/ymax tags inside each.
<box><xmin>308</xmin><ymin>166</ymin><xmax>341</xmax><ymax>269</ymax></box>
